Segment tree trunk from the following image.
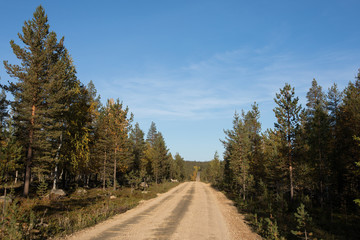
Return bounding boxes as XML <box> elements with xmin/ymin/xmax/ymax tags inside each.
<box><xmin>24</xmin><ymin>104</ymin><xmax>36</xmax><ymax>197</ymax></box>
<box><xmin>2</xmin><ymin>187</ymin><xmax>7</xmax><ymax>222</ymax></box>
<box><xmin>53</xmin><ymin>134</ymin><xmax>63</xmax><ymax>190</ymax></box>
<box><xmin>242</xmin><ymin>159</ymin><xmax>246</xmax><ymax>201</ymax></box>
<box><xmin>113</xmin><ymin>148</ymin><xmax>117</xmax><ymax>191</ymax></box>
<box><xmin>24</xmin><ymin>134</ymin><xmax>33</xmax><ymax>196</ymax></box>
<box><xmin>86</xmin><ymin>175</ymin><xmax>90</xmax><ymax>187</ymax></box>
<box><xmin>288</xmin><ymin>125</ymin><xmax>294</xmax><ymax>200</ymax></box>
<box><xmin>289</xmin><ymin>161</ymin><xmax>294</xmax><ymax>200</ymax></box>
<box><xmin>103</xmin><ymin>149</ymin><xmax>107</xmax><ymax>190</ymax></box>
<box><xmin>53</xmin><ymin>164</ymin><xmax>58</xmax><ymax>190</ymax></box>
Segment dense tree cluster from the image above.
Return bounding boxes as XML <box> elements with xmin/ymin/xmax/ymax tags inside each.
<box><xmin>0</xmin><ymin>6</ymin><xmax>185</xmax><ymax>197</ymax></box>
<box><xmin>206</xmin><ymin>77</ymin><xmax>360</xmax><ymax>238</ymax></box>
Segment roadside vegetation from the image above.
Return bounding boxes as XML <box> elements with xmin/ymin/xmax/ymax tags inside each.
<box><xmin>0</xmin><ymin>6</ymin><xmax>185</xmax><ymax>239</ymax></box>
<box><xmin>203</xmin><ymin>77</ymin><xmax>360</xmax><ymax>239</ymax></box>
<box><xmin>1</xmin><ymin>182</ymin><xmax>179</xmax><ymax>239</ymax></box>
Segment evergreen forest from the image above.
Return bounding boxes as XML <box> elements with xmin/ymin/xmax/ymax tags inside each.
<box><xmin>0</xmin><ymin>6</ymin><xmax>187</xmax><ymax>238</ymax></box>
<box><xmin>1</xmin><ymin>5</ymin><xmax>360</xmax><ymax>240</ymax></box>
<box><xmin>203</xmin><ymin>79</ymin><xmax>360</xmax><ymax>238</ymax></box>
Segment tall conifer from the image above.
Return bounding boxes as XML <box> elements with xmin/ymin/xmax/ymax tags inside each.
<box><xmin>274</xmin><ymin>83</ymin><xmax>302</xmax><ymax>200</ymax></box>
<box><xmin>3</xmin><ymin>6</ymin><xmax>79</xmax><ymax>196</ymax></box>
<box><xmin>305</xmin><ymin>79</ymin><xmax>330</xmax><ymax>204</ymax></box>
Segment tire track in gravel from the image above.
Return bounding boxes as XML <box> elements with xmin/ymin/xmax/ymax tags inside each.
<box><xmin>88</xmin><ymin>183</ymin><xmax>190</xmax><ymax>240</ymax></box>
<box><xmin>150</xmin><ymin>184</ymin><xmax>195</xmax><ymax>239</ymax></box>
<box><xmin>203</xmin><ymin>184</ymin><xmax>217</xmax><ymax>240</ymax></box>
<box><xmin>67</xmin><ymin>182</ymin><xmax>261</xmax><ymax>240</ymax></box>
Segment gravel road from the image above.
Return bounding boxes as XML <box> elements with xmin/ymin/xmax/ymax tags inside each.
<box><xmin>66</xmin><ymin>182</ymin><xmax>261</xmax><ymax>240</ymax></box>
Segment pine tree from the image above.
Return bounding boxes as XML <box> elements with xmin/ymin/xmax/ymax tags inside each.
<box><xmin>245</xmin><ymin>103</ymin><xmax>263</xmax><ymax>196</ymax></box>
<box><xmin>222</xmin><ymin>108</ymin><xmax>257</xmax><ymax>201</ymax></box>
<box><xmin>326</xmin><ymin>83</ymin><xmax>343</xmax><ymax>200</ymax></box>
<box><xmin>3</xmin><ymin>6</ymin><xmax>80</xmax><ymax>196</ymax></box>
<box><xmin>262</xmin><ymin>129</ymin><xmax>288</xmax><ymax>197</ymax></box>
<box><xmin>0</xmin><ymin>89</ymin><xmax>8</xmax><ymax>138</ymax></box>
<box><xmin>273</xmin><ymin>83</ymin><xmax>302</xmax><ymax>200</ymax></box>
<box><xmin>337</xmin><ymin>70</ymin><xmax>360</xmax><ymax>200</ymax></box>
<box><xmin>95</xmin><ymin>99</ymin><xmax>132</xmax><ymax>190</ymax></box>
<box><xmin>291</xmin><ymin>203</ymin><xmax>313</xmax><ymax>239</ymax></box>
<box><xmin>305</xmin><ymin>79</ymin><xmax>331</xmax><ymax>204</ymax></box>
<box><xmin>96</xmin><ymin>107</ymin><xmax>113</xmax><ymax>189</ymax></box>
<box><xmin>108</xmin><ymin>99</ymin><xmax>132</xmax><ymax>190</ymax></box>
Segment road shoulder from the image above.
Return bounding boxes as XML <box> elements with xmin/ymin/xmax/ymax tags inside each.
<box><xmin>208</xmin><ymin>184</ymin><xmax>262</xmax><ymax>240</ymax></box>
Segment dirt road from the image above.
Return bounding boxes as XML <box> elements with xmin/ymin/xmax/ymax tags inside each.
<box><xmin>66</xmin><ymin>182</ymin><xmax>261</xmax><ymax>240</ymax></box>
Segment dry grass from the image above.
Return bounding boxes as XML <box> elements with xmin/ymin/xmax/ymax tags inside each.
<box><xmin>0</xmin><ymin>182</ymin><xmax>180</xmax><ymax>239</ymax></box>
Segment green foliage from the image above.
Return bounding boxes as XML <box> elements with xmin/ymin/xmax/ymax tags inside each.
<box><xmin>0</xmin><ymin>199</ymin><xmax>37</xmax><ymax>240</ymax></box>
<box><xmin>291</xmin><ymin>203</ymin><xmax>313</xmax><ymax>239</ymax></box>
<box><xmin>264</xmin><ymin>218</ymin><xmax>284</xmax><ymax>240</ymax></box>
<box><xmin>207</xmin><ymin>151</ymin><xmax>223</xmax><ymax>186</ymax></box>
<box><xmin>142</xmin><ymin>124</ymin><xmax>173</xmax><ymax>184</ymax></box>
<box><xmin>184</xmin><ymin>161</ymin><xmax>209</xmax><ymax>181</ymax></box>
<box><xmin>129</xmin><ymin>123</ymin><xmax>146</xmax><ymax>173</ymax></box>
<box><xmin>125</xmin><ymin>170</ymin><xmax>142</xmax><ymax>190</ymax></box>
<box><xmin>36</xmin><ymin>178</ymin><xmax>48</xmax><ymax>198</ymax></box>
<box><xmin>0</xmin><ymin>200</ymin><xmax>23</xmax><ymax>239</ymax></box>
<box><xmin>0</xmin><ymin>183</ymin><xmax>179</xmax><ymax>239</ymax></box>
<box><xmin>216</xmin><ymin>76</ymin><xmax>360</xmax><ymax>239</ymax></box>
<box><xmin>273</xmin><ymin>83</ymin><xmax>302</xmax><ymax>200</ymax></box>
<box><xmin>0</xmin><ymin>121</ymin><xmax>22</xmax><ymax>185</ymax></box>
<box><xmin>222</xmin><ymin>103</ymin><xmax>261</xmax><ymax>200</ymax></box>
<box><xmin>3</xmin><ymin>5</ymin><xmax>89</xmax><ymax>196</ymax></box>
<box><xmin>354</xmin><ymin>136</ymin><xmax>360</xmax><ymax>207</ymax></box>
<box><xmin>171</xmin><ymin>153</ymin><xmax>186</xmax><ymax>181</ymax></box>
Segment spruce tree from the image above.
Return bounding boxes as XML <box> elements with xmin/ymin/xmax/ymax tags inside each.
<box><xmin>208</xmin><ymin>151</ymin><xmax>222</xmax><ymax>186</ymax></box>
<box><xmin>152</xmin><ymin>132</ymin><xmax>170</xmax><ymax>183</ymax></box>
<box><xmin>146</xmin><ymin>121</ymin><xmax>157</xmax><ymax>147</ymax></box>
<box><xmin>173</xmin><ymin>153</ymin><xmax>185</xmax><ymax>181</ymax></box>
<box><xmin>327</xmin><ymin>83</ymin><xmax>342</xmax><ymax>127</ymax></box>
<box><xmin>222</xmin><ymin>109</ymin><xmax>255</xmax><ymax>200</ymax></box>
<box><xmin>129</xmin><ymin>122</ymin><xmax>146</xmax><ymax>173</ymax></box>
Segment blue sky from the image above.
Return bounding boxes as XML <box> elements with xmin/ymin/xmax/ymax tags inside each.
<box><xmin>1</xmin><ymin>0</ymin><xmax>360</xmax><ymax>161</ymax></box>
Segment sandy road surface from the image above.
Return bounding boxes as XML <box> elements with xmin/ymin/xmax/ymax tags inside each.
<box><xmin>66</xmin><ymin>182</ymin><xmax>261</xmax><ymax>240</ymax></box>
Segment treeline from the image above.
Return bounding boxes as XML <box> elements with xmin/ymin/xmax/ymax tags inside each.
<box><xmin>206</xmin><ymin>77</ymin><xmax>360</xmax><ymax>239</ymax></box>
<box><xmin>0</xmin><ymin>6</ymin><xmax>186</xmax><ymax>198</ymax></box>
<box><xmin>184</xmin><ymin>161</ymin><xmax>209</xmax><ymax>181</ymax></box>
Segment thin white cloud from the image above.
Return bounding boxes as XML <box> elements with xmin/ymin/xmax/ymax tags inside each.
<box><xmin>98</xmin><ymin>47</ymin><xmax>360</xmax><ymax>121</ymax></box>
